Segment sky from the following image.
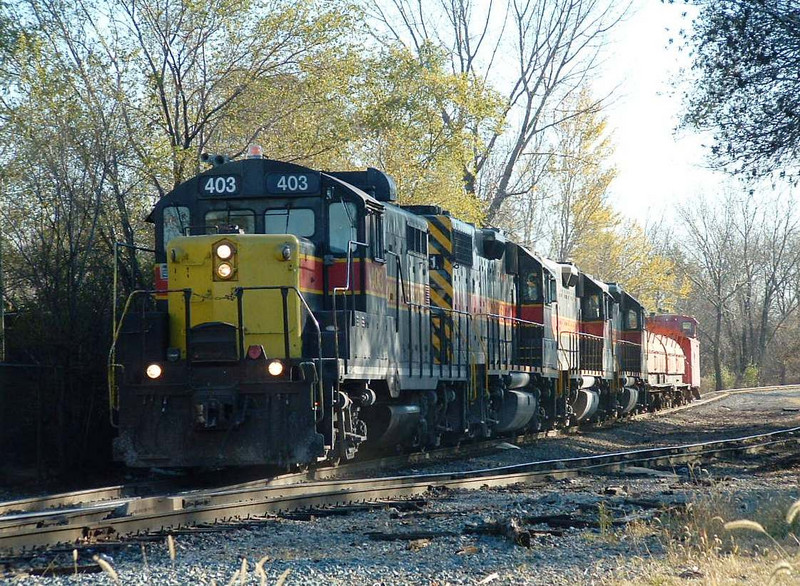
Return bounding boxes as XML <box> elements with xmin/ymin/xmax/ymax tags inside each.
<box><xmin>597</xmin><ymin>0</ymin><xmax>728</xmax><ymax>224</ymax></box>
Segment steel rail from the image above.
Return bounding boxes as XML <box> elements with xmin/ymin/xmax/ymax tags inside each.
<box><xmin>0</xmin><ymin>480</ymin><xmax>240</xmax><ymax>517</ymax></box>
<box><xmin>2</xmin><ymin>437</ymin><xmax>795</xmax><ymax>554</ymax></box>
<box><xmin>0</xmin><ymin>473</ymin><xmax>315</xmax><ymax>517</ymax></box>
<box><xmin>0</xmin><ymin>436</ymin><xmax>541</xmax><ymax>536</ymax></box>
<box><xmin>0</xmin><ymin>436</ymin><xmax>526</xmax><ymax>518</ymax></box>
<box><xmin>1</xmin><ymin>424</ymin><xmax>798</xmax><ymax>554</ymax></box>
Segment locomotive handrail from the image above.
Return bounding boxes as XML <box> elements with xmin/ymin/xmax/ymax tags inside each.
<box><xmin>473</xmin><ymin>311</ymin><xmax>544</xmax><ymax>328</ymax></box>
<box><xmin>578</xmin><ymin>332</ymin><xmax>604</xmax><ymax>340</ymax></box>
<box><xmin>107</xmin><ymin>287</ymin><xmax>190</xmax><ymax>428</ymax></box>
<box><xmin>233</xmin><ymin>285</ymin><xmax>325</xmax><ymax>422</ymax></box>
<box><xmin>574</xmin><ymin>331</ymin><xmax>604</xmax><ymax>373</ymax></box>
<box><xmin>396</xmin><ymin>302</ymin><xmax>549</xmax><ymax>378</ymax></box>
<box><xmin>109</xmin><ymin>285</ymin><xmax>326</xmax><ymax>426</ymax></box>
<box><xmin>557</xmin><ymin>330</ymin><xmax>580</xmax><ymax>376</ymax></box>
<box><xmin>472</xmin><ymin>311</ymin><xmax>545</xmax><ymax>371</ymax></box>
<box><xmin>555</xmin><ymin>330</ymin><xmax>611</xmax><ymax>379</ymax></box>
<box><xmin>426</xmin><ymin>303</ymin><xmax>470</xmax><ymax>378</ymax></box>
<box><xmin>615</xmin><ymin>339</ymin><xmax>643</xmax><ymax>375</ymax></box>
<box><xmin>646</xmin><ymin>332</ymin><xmax>687</xmax><ymax>379</ymax></box>
<box><xmin>386</xmin><ymin>250</ymin><xmax>427</xmax><ymax>377</ymax></box>
<box><xmin>111</xmin><ymin>241</ymin><xmax>156</xmax><ymax>353</ymax></box>
<box><xmin>371</xmin><ymin>252</ymin><xmax>556</xmax><ymax>380</ymax></box>
<box><xmin>332</xmin><ymin>240</ymin><xmax>368</xmax><ymax>366</ymax></box>
<box><xmin>385</xmin><ymin>251</ymin><xmax>404</xmax><ymax>331</ymax></box>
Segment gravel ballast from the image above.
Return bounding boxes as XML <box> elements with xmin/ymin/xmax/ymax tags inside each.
<box><xmin>4</xmin><ymin>388</ymin><xmax>800</xmax><ymax>585</ymax></box>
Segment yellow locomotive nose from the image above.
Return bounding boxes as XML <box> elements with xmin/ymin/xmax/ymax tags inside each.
<box><xmin>166</xmin><ymin>234</ymin><xmax>303</xmax><ymax>361</ymax></box>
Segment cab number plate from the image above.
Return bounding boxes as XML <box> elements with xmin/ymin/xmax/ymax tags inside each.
<box><xmin>266</xmin><ymin>173</ymin><xmax>319</xmax><ymax>195</ymax></box>
<box><xmin>200</xmin><ymin>175</ymin><xmax>240</xmax><ymax>195</ymax></box>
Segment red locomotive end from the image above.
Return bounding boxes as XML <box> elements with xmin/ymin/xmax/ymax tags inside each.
<box><xmin>646</xmin><ymin>314</ymin><xmax>700</xmax><ymax>392</ymax></box>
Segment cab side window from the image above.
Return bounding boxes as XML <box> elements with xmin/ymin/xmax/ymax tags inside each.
<box><xmin>163</xmin><ymin>206</ymin><xmax>190</xmax><ymax>246</ymax></box>
<box><xmin>583</xmin><ymin>294</ymin><xmax>601</xmax><ymax>319</ymax></box>
<box><xmin>547</xmin><ymin>275</ymin><xmax>557</xmax><ymax>303</ymax></box>
<box><xmin>370</xmin><ymin>213</ymin><xmax>385</xmax><ymax>261</ymax></box>
<box><xmin>523</xmin><ymin>272</ymin><xmax>541</xmax><ymax>302</ymax></box>
<box><xmin>329</xmin><ymin>201</ymin><xmax>358</xmax><ymax>254</ymax></box>
<box><xmin>625</xmin><ymin>308</ymin><xmax>639</xmax><ymax>330</ymax></box>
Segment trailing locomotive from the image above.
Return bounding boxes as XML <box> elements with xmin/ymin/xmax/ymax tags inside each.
<box><xmin>109</xmin><ymin>150</ymin><xmax>700</xmax><ymax>468</ymax></box>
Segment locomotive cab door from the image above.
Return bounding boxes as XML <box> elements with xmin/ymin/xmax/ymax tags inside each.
<box><xmin>542</xmin><ymin>268</ymin><xmax>558</xmax><ymax>371</ymax></box>
<box><xmin>324</xmin><ymin>193</ymin><xmax>363</xmax><ymax>312</ymax></box>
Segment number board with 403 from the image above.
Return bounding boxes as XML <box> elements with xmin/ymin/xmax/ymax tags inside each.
<box><xmin>199</xmin><ymin>173</ymin><xmax>321</xmax><ymax>196</ymax></box>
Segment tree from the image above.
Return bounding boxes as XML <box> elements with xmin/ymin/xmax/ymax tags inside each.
<box><xmin>766</xmin><ymin>311</ymin><xmax>800</xmax><ymax>384</ymax></box>
<box><xmin>678</xmin><ymin>191</ymin><xmax>800</xmax><ymax>389</ymax></box>
<box><xmin>678</xmin><ymin>195</ymin><xmax>739</xmax><ymax>390</ymax></box>
<box><xmin>496</xmin><ymin>87</ymin><xmax>618</xmax><ymax>257</ymax></box>
<box><xmin>0</xmin><ymin>0</ymin><xmax>369</xmax><ymax>471</ymax></box>
<box><xmin>498</xmin><ymin>87</ymin><xmax>689</xmax><ymax>311</ymax></box>
<box><xmin>683</xmin><ymin>0</ymin><xmax>800</xmax><ymax>176</ymax></box>
<box><xmin>21</xmin><ymin>0</ymin><xmax>364</xmax><ymax>194</ymax></box>
<box><xmin>722</xmin><ymin>196</ymin><xmax>800</xmax><ymax>381</ymax></box>
<box><xmin>0</xmin><ymin>0</ymin><xmax>18</xmax><ymax>62</ymax></box>
<box><xmin>544</xmin><ymin>89</ymin><xmax>617</xmax><ymax>262</ymax></box>
<box><xmin>352</xmin><ymin>43</ymin><xmax>502</xmax><ymax>223</ymax></box>
<box><xmin>572</xmin><ymin>223</ymin><xmax>688</xmax><ymax>312</ymax></box>
<box><xmin>368</xmin><ymin>0</ymin><xmax>627</xmax><ymax>223</ymax></box>
<box><xmin>0</xmin><ymin>49</ymin><xmax>124</xmax><ymax>466</ymax></box>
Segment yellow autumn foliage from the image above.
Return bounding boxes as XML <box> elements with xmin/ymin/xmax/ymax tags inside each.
<box><xmin>536</xmin><ymin>87</ymin><xmax>691</xmax><ymax>310</ymax></box>
<box><xmin>350</xmin><ymin>43</ymin><xmax>503</xmax><ymax>225</ymax></box>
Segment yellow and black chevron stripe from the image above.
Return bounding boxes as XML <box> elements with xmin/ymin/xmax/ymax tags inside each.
<box><xmin>427</xmin><ymin>215</ymin><xmax>454</xmax><ymax>364</ymax></box>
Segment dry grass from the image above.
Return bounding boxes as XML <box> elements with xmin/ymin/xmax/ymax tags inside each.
<box><xmin>603</xmin><ymin>489</ymin><xmax>800</xmax><ymax>585</ymax></box>
<box><xmin>92</xmin><ymin>554</ymin><xmax>120</xmax><ymax>585</ymax></box>
<box><xmin>583</xmin><ymin>502</ymin><xmax>621</xmax><ymax>545</ymax></box>
<box><xmin>610</xmin><ymin>550</ymin><xmax>800</xmax><ymax>585</ymax></box>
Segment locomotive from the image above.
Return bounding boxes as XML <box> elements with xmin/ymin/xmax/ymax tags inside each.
<box><xmin>109</xmin><ymin>149</ymin><xmax>700</xmax><ymax>468</ymax></box>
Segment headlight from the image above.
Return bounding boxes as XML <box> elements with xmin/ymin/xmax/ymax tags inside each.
<box><xmin>146</xmin><ymin>364</ymin><xmax>163</xmax><ymax>379</ymax></box>
<box><xmin>267</xmin><ymin>359</ymin><xmax>284</xmax><ymax>376</ymax></box>
<box><xmin>216</xmin><ymin>243</ymin><xmax>233</xmax><ymax>260</ymax></box>
<box><xmin>281</xmin><ymin>244</ymin><xmax>291</xmax><ymax>261</ymax></box>
<box><xmin>216</xmin><ymin>262</ymin><xmax>233</xmax><ymax>279</ymax></box>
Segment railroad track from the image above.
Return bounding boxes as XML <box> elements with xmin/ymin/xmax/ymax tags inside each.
<box><xmin>1</xmin><ymin>384</ymin><xmax>796</xmax><ymax>549</ymax></box>
<box><xmin>2</xmin><ymin>420</ymin><xmax>798</xmax><ymax>555</ymax></box>
<box><xmin>6</xmin><ymin>382</ymin><xmax>793</xmax><ymax>520</ymax></box>
<box><xmin>1</xmin><ymin>383</ymin><xmax>795</xmax><ymax>557</ymax></box>
<box><xmin>0</xmin><ymin>436</ymin><xmax>533</xmax><ymax>518</ymax></box>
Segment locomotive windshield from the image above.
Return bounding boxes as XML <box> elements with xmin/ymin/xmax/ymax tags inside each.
<box><xmin>205</xmin><ymin>209</ymin><xmax>255</xmax><ymax>233</ymax></box>
<box><xmin>264</xmin><ymin>208</ymin><xmax>315</xmax><ymax>237</ymax></box>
